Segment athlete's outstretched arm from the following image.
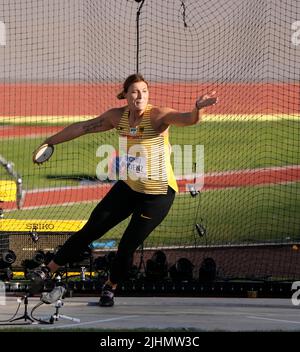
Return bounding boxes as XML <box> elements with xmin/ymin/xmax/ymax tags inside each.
<box><xmin>43</xmin><ymin>108</ymin><xmax>117</xmax><ymax>146</ymax></box>
<box><xmin>159</xmin><ymin>91</ymin><xmax>218</xmax><ymax>127</ymax></box>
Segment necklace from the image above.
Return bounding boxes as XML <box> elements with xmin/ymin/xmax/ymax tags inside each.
<box><xmin>128</xmin><ymin>112</ymin><xmax>144</xmax><ymax>128</ymax></box>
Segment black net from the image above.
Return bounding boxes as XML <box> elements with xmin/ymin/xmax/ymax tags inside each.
<box><xmin>0</xmin><ymin>0</ymin><xmax>299</xmax><ymax>280</ymax></box>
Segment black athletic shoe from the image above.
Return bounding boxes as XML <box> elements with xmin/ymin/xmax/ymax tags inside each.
<box><xmin>27</xmin><ymin>266</ymin><xmax>52</xmax><ymax>294</ymax></box>
<box><xmin>99</xmin><ymin>284</ymin><xmax>115</xmax><ymax>307</ymax></box>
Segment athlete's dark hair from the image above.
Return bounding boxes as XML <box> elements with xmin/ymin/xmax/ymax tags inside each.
<box><xmin>117</xmin><ymin>73</ymin><xmax>148</xmax><ymax>99</ymax></box>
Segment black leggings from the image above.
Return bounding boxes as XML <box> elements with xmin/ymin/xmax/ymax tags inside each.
<box><xmin>53</xmin><ymin>181</ymin><xmax>175</xmax><ymax>284</ymax></box>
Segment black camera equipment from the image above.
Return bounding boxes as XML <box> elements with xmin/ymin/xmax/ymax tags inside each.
<box><xmin>0</xmin><ymin>250</ymin><xmax>16</xmax><ymax>281</ymax></box>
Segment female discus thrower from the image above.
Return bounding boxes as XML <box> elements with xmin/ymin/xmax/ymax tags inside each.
<box><xmin>31</xmin><ymin>74</ymin><xmax>218</xmax><ymax>306</ymax></box>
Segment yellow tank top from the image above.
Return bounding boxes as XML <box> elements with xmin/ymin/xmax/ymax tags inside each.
<box><xmin>115</xmin><ymin>104</ymin><xmax>178</xmax><ymax>195</ymax></box>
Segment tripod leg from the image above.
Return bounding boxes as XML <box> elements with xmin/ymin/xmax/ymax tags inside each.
<box><xmin>10</xmin><ymin>314</ymin><xmax>35</xmax><ymax>323</ymax></box>
<box><xmin>56</xmin><ymin>314</ymin><xmax>80</xmax><ymax>323</ymax></box>
<box><xmin>10</xmin><ymin>295</ymin><xmax>35</xmax><ymax>323</ymax></box>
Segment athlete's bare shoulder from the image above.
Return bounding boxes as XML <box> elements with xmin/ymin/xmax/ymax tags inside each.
<box><xmin>150</xmin><ymin>106</ymin><xmax>175</xmax><ymax>132</ymax></box>
<box><xmin>151</xmin><ymin>106</ymin><xmax>174</xmax><ymax>116</ymax></box>
<box><xmin>105</xmin><ymin>106</ymin><xmax>126</xmax><ymax>128</ymax></box>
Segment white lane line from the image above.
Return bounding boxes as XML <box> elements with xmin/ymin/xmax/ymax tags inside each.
<box><xmin>247</xmin><ymin>315</ymin><xmax>300</xmax><ymax>324</ymax></box>
<box><xmin>41</xmin><ymin>315</ymin><xmax>138</xmax><ymax>329</ymax></box>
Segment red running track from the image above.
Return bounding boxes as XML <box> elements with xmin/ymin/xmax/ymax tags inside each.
<box><xmin>0</xmin><ymin>125</ymin><xmax>62</xmax><ymax>138</ymax></box>
<box><xmin>1</xmin><ymin>83</ymin><xmax>299</xmax><ymax>115</ymax></box>
<box><xmin>2</xmin><ymin>165</ymin><xmax>300</xmax><ymax>210</ymax></box>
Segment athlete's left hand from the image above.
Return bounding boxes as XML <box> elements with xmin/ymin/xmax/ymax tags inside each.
<box><xmin>195</xmin><ymin>91</ymin><xmax>218</xmax><ymax>110</ymax></box>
